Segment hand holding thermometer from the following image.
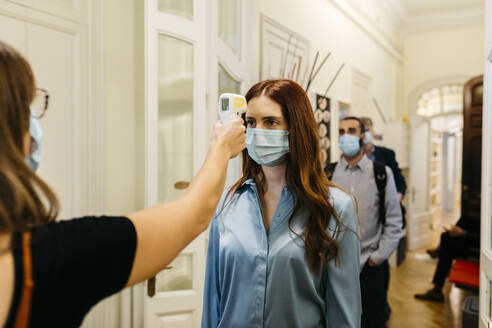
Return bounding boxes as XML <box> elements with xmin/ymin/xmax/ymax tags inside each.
<box><xmin>218</xmin><ymin>93</ymin><xmax>247</xmax><ymax>123</ymax></box>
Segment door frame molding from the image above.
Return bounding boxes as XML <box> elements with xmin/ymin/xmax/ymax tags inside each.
<box><xmin>480</xmin><ymin>1</ymin><xmax>492</xmax><ymax>322</ymax></box>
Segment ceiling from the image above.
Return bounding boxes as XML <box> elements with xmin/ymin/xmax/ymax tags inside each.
<box><xmin>378</xmin><ymin>0</ymin><xmax>484</xmax><ymax>35</ymax></box>
<box><xmin>391</xmin><ymin>0</ymin><xmax>484</xmax><ymax>17</ymax></box>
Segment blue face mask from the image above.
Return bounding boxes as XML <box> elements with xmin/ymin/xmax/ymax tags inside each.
<box><xmin>363</xmin><ymin>131</ymin><xmax>372</xmax><ymax>145</ymax></box>
<box><xmin>338</xmin><ymin>134</ymin><xmax>361</xmax><ymax>157</ymax></box>
<box><xmin>246</xmin><ymin>128</ymin><xmax>290</xmax><ymax>167</ymax></box>
<box><xmin>25</xmin><ymin>110</ymin><xmax>43</xmax><ymax>171</ymax></box>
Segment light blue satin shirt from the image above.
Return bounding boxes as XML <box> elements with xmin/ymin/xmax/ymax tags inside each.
<box><xmin>202</xmin><ymin>179</ymin><xmax>361</xmax><ymax>328</ymax></box>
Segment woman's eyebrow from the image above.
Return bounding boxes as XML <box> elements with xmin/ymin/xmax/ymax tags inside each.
<box><xmin>262</xmin><ymin>116</ymin><xmax>283</xmax><ymax>121</ymax></box>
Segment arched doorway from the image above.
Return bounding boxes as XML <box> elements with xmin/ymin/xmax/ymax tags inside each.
<box><xmin>408</xmin><ymin>82</ymin><xmax>465</xmax><ymax>250</ymax></box>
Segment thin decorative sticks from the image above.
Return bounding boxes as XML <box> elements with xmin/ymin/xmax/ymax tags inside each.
<box><xmin>305</xmin><ymin>51</ymin><xmax>319</xmax><ymax>92</ymax></box>
<box><xmin>308</xmin><ymin>52</ymin><xmax>331</xmax><ymax>88</ymax></box>
<box><xmin>372</xmin><ymin>98</ymin><xmax>388</xmax><ymax>125</ymax></box>
<box><xmin>300</xmin><ymin>59</ymin><xmax>310</xmax><ymax>87</ymax></box>
<box><xmin>322</xmin><ymin>63</ymin><xmax>345</xmax><ymax>98</ymax></box>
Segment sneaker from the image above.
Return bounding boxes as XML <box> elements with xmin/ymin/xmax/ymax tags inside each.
<box><xmin>426</xmin><ymin>248</ymin><xmax>439</xmax><ymax>259</ymax></box>
<box><xmin>414</xmin><ymin>289</ymin><xmax>444</xmax><ymax>303</ymax></box>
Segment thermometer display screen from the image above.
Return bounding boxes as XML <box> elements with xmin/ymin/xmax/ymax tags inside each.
<box><xmin>221</xmin><ymin>98</ymin><xmax>229</xmax><ymax>111</ymax></box>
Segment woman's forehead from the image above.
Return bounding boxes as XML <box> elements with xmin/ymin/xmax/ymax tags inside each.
<box><xmin>246</xmin><ymin>96</ymin><xmax>283</xmax><ymax>117</ymax></box>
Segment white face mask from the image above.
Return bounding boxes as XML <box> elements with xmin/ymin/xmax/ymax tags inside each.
<box><xmin>25</xmin><ymin>111</ymin><xmax>43</xmax><ymax>171</ymax></box>
<box><xmin>363</xmin><ymin>131</ymin><xmax>372</xmax><ymax>145</ymax></box>
<box><xmin>338</xmin><ymin>134</ymin><xmax>361</xmax><ymax>157</ymax></box>
<box><xmin>246</xmin><ymin>128</ymin><xmax>290</xmax><ymax>167</ymax></box>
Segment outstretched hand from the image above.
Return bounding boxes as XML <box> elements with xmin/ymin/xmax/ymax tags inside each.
<box><xmin>212</xmin><ymin>118</ymin><xmax>246</xmax><ymax>159</ymax></box>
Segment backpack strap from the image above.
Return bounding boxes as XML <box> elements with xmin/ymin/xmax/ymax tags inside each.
<box><xmin>15</xmin><ymin>232</ymin><xmax>34</xmax><ymax>328</ymax></box>
<box><xmin>324</xmin><ymin>162</ymin><xmax>338</xmax><ymax>180</ymax></box>
<box><xmin>373</xmin><ymin>161</ymin><xmax>387</xmax><ymax>226</ymax></box>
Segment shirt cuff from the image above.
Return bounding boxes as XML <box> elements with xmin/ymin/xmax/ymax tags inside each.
<box><xmin>368</xmin><ymin>252</ymin><xmax>386</xmax><ymax>266</ymax></box>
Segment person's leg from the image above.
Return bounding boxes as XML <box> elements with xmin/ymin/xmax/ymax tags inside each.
<box><xmin>382</xmin><ymin>261</ymin><xmax>391</xmax><ymax>321</ymax></box>
<box><xmin>360</xmin><ymin>262</ymin><xmax>387</xmax><ymax>328</ymax></box>
<box><xmin>431</xmin><ymin>232</ymin><xmax>467</xmax><ymax>290</ymax></box>
<box><xmin>415</xmin><ymin>232</ymin><xmax>467</xmax><ymax>302</ymax></box>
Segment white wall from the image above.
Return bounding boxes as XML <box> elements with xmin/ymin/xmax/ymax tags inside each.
<box><xmin>100</xmin><ymin>0</ymin><xmax>406</xmax><ymax>212</ymax></box>
<box><xmin>404</xmin><ymin>26</ymin><xmax>485</xmax><ymax>116</ymax></box>
<box><xmin>259</xmin><ymin>0</ymin><xmax>403</xmax><ymax>158</ymax></box>
<box><xmin>82</xmin><ymin>0</ymin><xmax>144</xmax><ymax>326</ymax></box>
<box><xmin>104</xmin><ymin>0</ymin><xmax>145</xmax><ymax>215</ymax></box>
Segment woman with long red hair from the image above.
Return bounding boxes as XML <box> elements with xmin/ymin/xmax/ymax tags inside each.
<box><xmin>202</xmin><ymin>79</ymin><xmax>361</xmax><ymax>327</ymax></box>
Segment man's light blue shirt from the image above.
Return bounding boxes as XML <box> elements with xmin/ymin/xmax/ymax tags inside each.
<box><xmin>202</xmin><ymin>180</ymin><xmax>361</xmax><ymax>328</ymax></box>
<box><xmin>331</xmin><ymin>155</ymin><xmax>403</xmax><ymax>267</ymax></box>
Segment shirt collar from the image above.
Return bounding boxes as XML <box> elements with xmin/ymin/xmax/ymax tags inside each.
<box><xmin>240</xmin><ymin>178</ymin><xmax>293</xmax><ymax>199</ymax></box>
<box><xmin>242</xmin><ymin>178</ymin><xmax>256</xmax><ymax>186</ymax></box>
<box><xmin>340</xmin><ymin>154</ymin><xmax>371</xmax><ymax>172</ymax></box>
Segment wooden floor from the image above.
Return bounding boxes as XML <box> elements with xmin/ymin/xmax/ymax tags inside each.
<box><xmin>386</xmin><ymin>250</ymin><xmax>476</xmax><ymax>328</ymax></box>
<box><xmin>387</xmin><ymin>209</ymin><xmax>478</xmax><ymax>328</ymax></box>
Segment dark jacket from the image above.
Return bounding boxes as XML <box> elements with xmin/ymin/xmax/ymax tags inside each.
<box><xmin>456</xmin><ymin>216</ymin><xmax>480</xmax><ymax>244</ymax></box>
<box><xmin>374</xmin><ymin>145</ymin><xmax>407</xmax><ymax>197</ymax></box>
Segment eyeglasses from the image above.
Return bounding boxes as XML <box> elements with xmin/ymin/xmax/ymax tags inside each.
<box><xmin>30</xmin><ymin>88</ymin><xmax>50</xmax><ymax>119</ymax></box>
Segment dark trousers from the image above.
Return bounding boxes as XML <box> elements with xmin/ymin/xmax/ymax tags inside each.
<box><xmin>432</xmin><ymin>231</ymin><xmax>476</xmax><ymax>289</ymax></box>
<box><xmin>382</xmin><ymin>261</ymin><xmax>390</xmax><ymax>317</ymax></box>
<box><xmin>361</xmin><ymin>261</ymin><xmax>387</xmax><ymax>328</ymax></box>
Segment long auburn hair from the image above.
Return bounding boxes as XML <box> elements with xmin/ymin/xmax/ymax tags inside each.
<box><xmin>0</xmin><ymin>40</ymin><xmax>59</xmax><ymax>234</ymax></box>
<box><xmin>226</xmin><ymin>79</ymin><xmax>344</xmax><ymax>271</ymax></box>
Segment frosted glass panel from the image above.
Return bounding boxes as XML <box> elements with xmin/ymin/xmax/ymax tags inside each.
<box><xmin>156</xmin><ymin>254</ymin><xmax>193</xmax><ymax>292</ymax></box>
<box><xmin>158</xmin><ymin>0</ymin><xmax>193</xmax><ymax>20</ymax></box>
<box><xmin>158</xmin><ymin>34</ymin><xmax>193</xmax><ymax>203</ymax></box>
<box><xmin>218</xmin><ymin>0</ymin><xmax>241</xmax><ymax>57</ymax></box>
<box><xmin>218</xmin><ymin>64</ymin><xmax>240</xmax><ymax>95</ymax></box>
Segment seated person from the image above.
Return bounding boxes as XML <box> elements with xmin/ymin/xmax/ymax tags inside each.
<box><xmin>414</xmin><ymin>216</ymin><xmax>480</xmax><ymax>302</ymax></box>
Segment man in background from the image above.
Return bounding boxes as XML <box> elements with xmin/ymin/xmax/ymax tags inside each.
<box><xmin>330</xmin><ymin>117</ymin><xmax>403</xmax><ymax>328</ymax></box>
<box><xmin>360</xmin><ymin>117</ymin><xmax>407</xmax><ymax>321</ymax></box>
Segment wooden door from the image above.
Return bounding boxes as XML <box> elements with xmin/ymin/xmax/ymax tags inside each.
<box><xmin>462</xmin><ymin>75</ymin><xmax>483</xmax><ymax>220</ymax></box>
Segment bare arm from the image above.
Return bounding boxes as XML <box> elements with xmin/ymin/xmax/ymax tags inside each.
<box><xmin>125</xmin><ymin>119</ymin><xmax>245</xmax><ymax>287</ymax></box>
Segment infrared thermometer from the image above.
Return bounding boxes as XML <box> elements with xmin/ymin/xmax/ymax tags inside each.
<box><xmin>218</xmin><ymin>93</ymin><xmax>247</xmax><ymax>123</ymax></box>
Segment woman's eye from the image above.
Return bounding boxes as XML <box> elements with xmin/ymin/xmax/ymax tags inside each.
<box><xmin>246</xmin><ymin>120</ymin><xmax>255</xmax><ymax>127</ymax></box>
<box><xmin>266</xmin><ymin>120</ymin><xmax>277</xmax><ymax>127</ymax></box>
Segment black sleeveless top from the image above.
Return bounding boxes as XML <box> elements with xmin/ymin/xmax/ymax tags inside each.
<box><xmin>5</xmin><ymin>216</ymin><xmax>137</xmax><ymax>327</ymax></box>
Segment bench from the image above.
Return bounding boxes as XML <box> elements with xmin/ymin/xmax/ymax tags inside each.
<box><xmin>448</xmin><ymin>259</ymin><xmax>479</xmax><ymax>290</ymax></box>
